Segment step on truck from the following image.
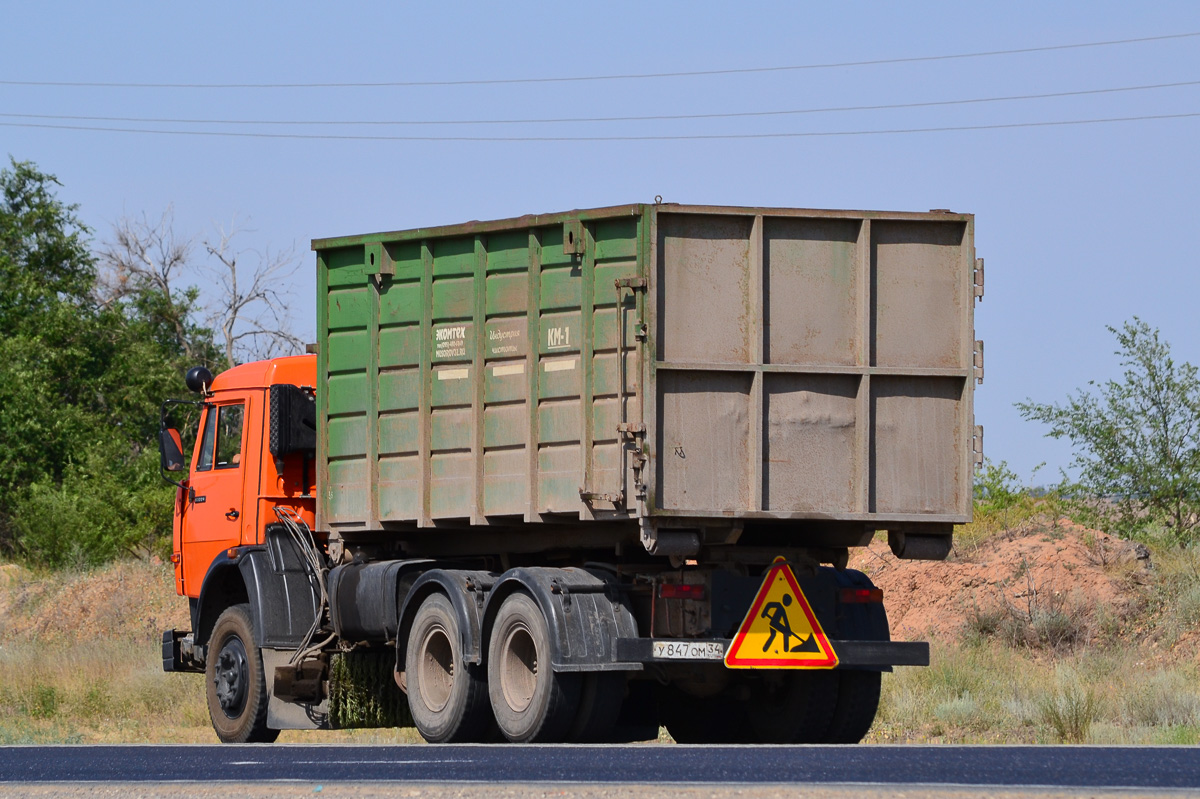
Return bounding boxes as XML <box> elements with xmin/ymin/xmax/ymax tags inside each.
<box><xmin>159</xmin><ymin>203</ymin><xmax>984</xmax><ymax>744</ymax></box>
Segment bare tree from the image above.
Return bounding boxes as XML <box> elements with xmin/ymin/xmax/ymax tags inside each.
<box><xmin>204</xmin><ymin>218</ymin><xmax>306</xmax><ymax>370</ymax></box>
<box><xmin>96</xmin><ymin>207</ymin><xmax>201</xmax><ymax>360</ymax></box>
<box><xmin>98</xmin><ymin>209</ymin><xmax>304</xmax><ymax>370</ymax></box>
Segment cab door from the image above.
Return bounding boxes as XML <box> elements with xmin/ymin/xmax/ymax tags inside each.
<box><xmin>180</xmin><ymin>397</ymin><xmax>250</xmax><ymax>596</ymax></box>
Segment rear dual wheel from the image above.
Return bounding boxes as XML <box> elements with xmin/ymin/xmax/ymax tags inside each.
<box><xmin>746</xmin><ymin>668</ymin><xmax>882</xmax><ymax>743</ymax></box>
<box><xmin>487</xmin><ymin>592</ymin><xmax>581</xmax><ymax>742</ymax></box>
<box><xmin>827</xmin><ymin>669</ymin><xmax>882</xmax><ymax>743</ymax></box>
<box><xmin>409</xmin><ymin>590</ymin><xmax>625</xmax><ymax>743</ymax></box>
<box><xmin>660</xmin><ymin>685</ymin><xmax>750</xmax><ymax>743</ymax></box>
<box><xmin>406</xmin><ymin>593</ymin><xmax>493</xmax><ymax>743</ymax></box>
<box><xmin>662</xmin><ymin>668</ymin><xmax>882</xmax><ymax>744</ymax></box>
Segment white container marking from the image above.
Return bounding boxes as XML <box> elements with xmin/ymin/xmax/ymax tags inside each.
<box><xmin>437</xmin><ymin>368</ymin><xmax>470</xmax><ymax>381</ymax></box>
<box><xmin>543</xmin><ymin>359</ymin><xmax>576</xmax><ymax>373</ymax></box>
<box><xmin>492</xmin><ymin>363</ymin><xmax>525</xmax><ymax>377</ymax></box>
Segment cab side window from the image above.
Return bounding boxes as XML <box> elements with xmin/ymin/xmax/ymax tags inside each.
<box><xmin>196</xmin><ymin>403</ymin><xmax>245</xmax><ymax>472</ymax></box>
<box><xmin>215</xmin><ymin>404</ymin><xmax>244</xmax><ymax>469</ymax></box>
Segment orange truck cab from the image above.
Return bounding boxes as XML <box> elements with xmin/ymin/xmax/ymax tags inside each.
<box><xmin>169</xmin><ymin>356</ymin><xmax>317</xmax><ymax>596</ymax></box>
<box><xmin>159</xmin><ymin>355</ymin><xmax>319</xmax><ymax>742</ymax></box>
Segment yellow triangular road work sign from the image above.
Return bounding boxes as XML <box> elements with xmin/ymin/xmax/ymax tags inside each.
<box><xmin>725</xmin><ymin>556</ymin><xmax>838</xmax><ymax>669</ymax></box>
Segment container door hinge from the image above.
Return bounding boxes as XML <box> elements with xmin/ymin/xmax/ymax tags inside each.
<box><xmin>974</xmin><ymin>258</ymin><xmax>984</xmax><ymax>302</ymax></box>
<box><xmin>631</xmin><ymin>451</ymin><xmax>648</xmax><ymax>500</ymax></box>
<box><xmin>364</xmin><ymin>242</ymin><xmax>395</xmax><ymax>278</ymax></box>
<box><xmin>973</xmin><ymin>425</ymin><xmax>984</xmax><ymax>469</ymax></box>
<box><xmin>617</xmin><ymin>422</ymin><xmax>646</xmax><ymax>436</ymax></box>
<box><xmin>563</xmin><ymin>219</ymin><xmax>585</xmax><ymax>255</ymax></box>
<box><xmin>615</xmin><ymin>277</ymin><xmax>647</xmax><ymax>290</ymax></box>
<box><xmin>973</xmin><ymin>340</ymin><xmax>984</xmax><ymax>385</ymax></box>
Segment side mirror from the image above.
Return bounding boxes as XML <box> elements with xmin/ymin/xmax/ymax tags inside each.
<box><xmin>159</xmin><ymin>428</ymin><xmax>185</xmax><ymax>473</ymax></box>
<box><xmin>158</xmin><ymin>398</ymin><xmax>203</xmax><ymax>490</ymax></box>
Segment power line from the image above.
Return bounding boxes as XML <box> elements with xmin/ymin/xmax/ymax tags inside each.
<box><xmin>0</xmin><ymin>111</ymin><xmax>1196</xmax><ymax>142</ymax></box>
<box><xmin>1</xmin><ymin>32</ymin><xmax>1196</xmax><ymax>89</ymax></box>
<box><xmin>2</xmin><ymin>79</ymin><xmax>1197</xmax><ymax>127</ymax></box>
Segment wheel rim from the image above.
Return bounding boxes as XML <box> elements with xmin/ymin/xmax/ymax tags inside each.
<box><xmin>213</xmin><ymin>635</ymin><xmax>250</xmax><ymax>719</ymax></box>
<box><xmin>417</xmin><ymin>624</ymin><xmax>455</xmax><ymax>713</ymax></box>
<box><xmin>499</xmin><ymin>622</ymin><xmax>538</xmax><ymax>714</ymax></box>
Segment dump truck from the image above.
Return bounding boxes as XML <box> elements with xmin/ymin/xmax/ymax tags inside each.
<box><xmin>159</xmin><ymin>202</ymin><xmax>984</xmax><ymax>744</ymax></box>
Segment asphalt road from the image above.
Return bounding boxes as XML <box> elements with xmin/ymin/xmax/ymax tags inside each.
<box><xmin>1</xmin><ymin>744</ymin><xmax>1199</xmax><ymax>791</ymax></box>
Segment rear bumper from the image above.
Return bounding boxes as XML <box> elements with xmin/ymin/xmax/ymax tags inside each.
<box><xmin>614</xmin><ymin>638</ymin><xmax>928</xmax><ymax>669</ymax></box>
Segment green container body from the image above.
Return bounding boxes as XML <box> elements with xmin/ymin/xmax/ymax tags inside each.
<box><xmin>313</xmin><ymin>204</ymin><xmax>979</xmax><ymax>541</ymax></box>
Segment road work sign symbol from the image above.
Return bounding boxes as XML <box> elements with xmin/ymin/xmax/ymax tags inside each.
<box><xmin>724</xmin><ymin>557</ymin><xmax>838</xmax><ymax>669</ymax></box>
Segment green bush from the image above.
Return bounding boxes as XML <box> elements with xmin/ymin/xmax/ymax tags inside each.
<box><xmin>9</xmin><ymin>449</ymin><xmax>172</xmax><ymax>568</ymax></box>
<box><xmin>1018</xmin><ymin>319</ymin><xmax>1200</xmax><ymax>546</ymax></box>
<box><xmin>0</xmin><ymin>158</ymin><xmax>211</xmax><ymax>568</ymax></box>
<box><xmin>25</xmin><ymin>685</ymin><xmax>60</xmax><ymax>720</ymax></box>
<box><xmin>1037</xmin><ymin>675</ymin><xmax>1100</xmax><ymax>743</ymax></box>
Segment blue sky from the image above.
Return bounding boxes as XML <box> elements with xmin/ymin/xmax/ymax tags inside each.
<box><xmin>3</xmin><ymin>2</ymin><xmax>1199</xmax><ymax>482</ymax></box>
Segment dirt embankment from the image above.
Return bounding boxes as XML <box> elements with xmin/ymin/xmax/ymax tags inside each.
<box><xmin>849</xmin><ymin>520</ymin><xmax>1152</xmax><ymax>645</ymax></box>
<box><xmin>0</xmin><ymin>558</ymin><xmax>188</xmax><ymax>645</ymax></box>
<box><xmin>0</xmin><ymin>522</ymin><xmax>1157</xmax><ymax>650</ymax></box>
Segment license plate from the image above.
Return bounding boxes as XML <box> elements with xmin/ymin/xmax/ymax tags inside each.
<box><xmin>652</xmin><ymin>640</ymin><xmax>725</xmax><ymax>660</ymax></box>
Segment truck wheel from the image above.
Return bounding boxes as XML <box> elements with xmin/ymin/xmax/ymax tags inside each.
<box><xmin>659</xmin><ymin>685</ymin><xmax>749</xmax><ymax>744</ymax></box>
<box><xmin>206</xmin><ymin>603</ymin><xmax>278</xmax><ymax>743</ymax></box>
<box><xmin>567</xmin><ymin>672</ymin><xmax>626</xmax><ymax>742</ymax></box>
<box><xmin>826</xmin><ymin>670</ymin><xmax>882</xmax><ymax>743</ymax></box>
<box><xmin>826</xmin><ymin>573</ymin><xmax>887</xmax><ymax>743</ymax></box>
<box><xmin>406</xmin><ymin>592</ymin><xmax>492</xmax><ymax>743</ymax></box>
<box><xmin>746</xmin><ymin>671</ymin><xmax>839</xmax><ymax>744</ymax></box>
<box><xmin>487</xmin><ymin>592</ymin><xmax>580</xmax><ymax>742</ymax></box>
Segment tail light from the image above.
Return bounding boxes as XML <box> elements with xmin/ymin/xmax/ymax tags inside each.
<box><xmin>658</xmin><ymin>583</ymin><xmax>705</xmax><ymax>600</ymax></box>
<box><xmin>840</xmin><ymin>587</ymin><xmax>883</xmax><ymax>604</ymax></box>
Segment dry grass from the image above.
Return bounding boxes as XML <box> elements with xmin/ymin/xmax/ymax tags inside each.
<box><xmin>0</xmin><ymin>639</ymin><xmax>428</xmax><ymax>745</ymax></box>
<box><xmin>0</xmin><ymin>640</ymin><xmax>210</xmax><ymax>743</ymax></box>
<box><xmin>869</xmin><ymin>510</ymin><xmax>1200</xmax><ymax>745</ymax></box>
<box><xmin>4</xmin><ymin>542</ymin><xmax>1200</xmax><ymax>745</ymax></box>
<box><xmin>0</xmin><ymin>559</ymin><xmax>425</xmax><ymax>744</ymax></box>
<box><xmin>869</xmin><ymin>639</ymin><xmax>1200</xmax><ymax>745</ymax></box>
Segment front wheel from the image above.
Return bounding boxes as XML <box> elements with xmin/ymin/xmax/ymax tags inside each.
<box><xmin>205</xmin><ymin>604</ymin><xmax>278</xmax><ymax>743</ymax></box>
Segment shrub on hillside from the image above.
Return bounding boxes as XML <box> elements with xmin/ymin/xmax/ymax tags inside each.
<box><xmin>1018</xmin><ymin>319</ymin><xmax>1200</xmax><ymax>546</ymax></box>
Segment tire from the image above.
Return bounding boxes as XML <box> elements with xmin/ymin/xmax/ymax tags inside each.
<box><xmin>205</xmin><ymin>603</ymin><xmax>278</xmax><ymax>743</ymax></box>
<box><xmin>825</xmin><ymin>572</ymin><xmax>887</xmax><ymax>743</ymax></box>
<box><xmin>487</xmin><ymin>592</ymin><xmax>580</xmax><ymax>743</ymax></box>
<box><xmin>610</xmin><ymin>679</ymin><xmax>661</xmax><ymax>743</ymax></box>
<box><xmin>405</xmin><ymin>593</ymin><xmax>493</xmax><ymax>743</ymax></box>
<box><xmin>659</xmin><ymin>684</ymin><xmax>750</xmax><ymax>744</ymax></box>
<box><xmin>567</xmin><ymin>671</ymin><xmax>626</xmax><ymax>743</ymax></box>
<box><xmin>826</xmin><ymin>669</ymin><xmax>882</xmax><ymax>743</ymax></box>
<box><xmin>746</xmin><ymin>670</ymin><xmax>840</xmax><ymax>744</ymax></box>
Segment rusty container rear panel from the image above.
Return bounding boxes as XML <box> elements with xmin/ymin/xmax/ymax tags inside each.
<box><xmin>312</xmin><ymin>204</ymin><xmax>977</xmax><ymax>538</ymax></box>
